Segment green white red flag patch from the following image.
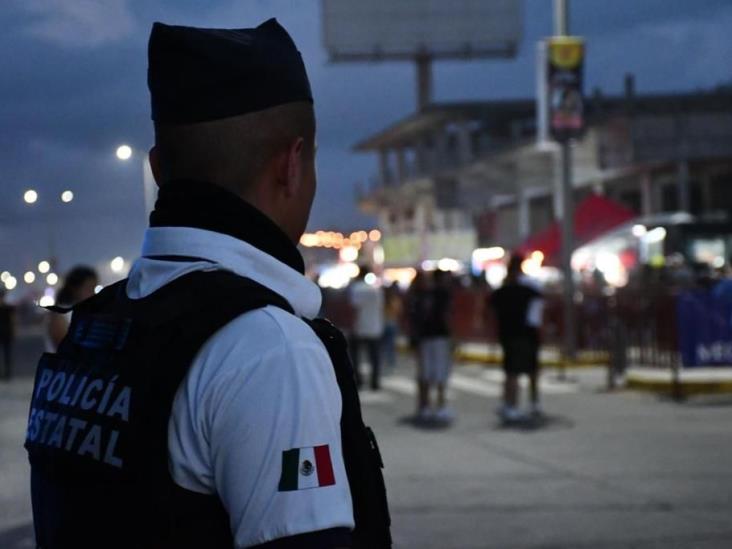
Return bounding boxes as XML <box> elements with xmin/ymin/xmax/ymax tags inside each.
<box><xmin>278</xmin><ymin>445</ymin><xmax>335</xmax><ymax>491</ymax></box>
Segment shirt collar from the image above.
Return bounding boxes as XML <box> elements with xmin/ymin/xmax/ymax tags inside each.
<box><xmin>127</xmin><ymin>226</ymin><xmax>321</xmax><ymax>318</ymax></box>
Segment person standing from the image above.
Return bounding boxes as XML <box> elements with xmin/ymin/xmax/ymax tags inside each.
<box><xmin>381</xmin><ymin>284</ymin><xmax>403</xmax><ymax>370</ymax></box>
<box><xmin>0</xmin><ymin>289</ymin><xmax>15</xmax><ymax>380</ymax></box>
<box><xmin>411</xmin><ymin>270</ymin><xmax>454</xmax><ymax>423</ymax></box>
<box><xmin>26</xmin><ymin>20</ymin><xmax>390</xmax><ymax>549</ymax></box>
<box><xmin>491</xmin><ymin>254</ymin><xmax>544</xmax><ymax>422</ymax></box>
<box><xmin>349</xmin><ymin>267</ymin><xmax>385</xmax><ymax>390</ymax></box>
<box><xmin>45</xmin><ymin>265</ymin><xmax>98</xmax><ymax>352</ymax></box>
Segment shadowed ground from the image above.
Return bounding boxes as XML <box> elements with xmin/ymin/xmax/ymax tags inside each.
<box><xmin>2</xmin><ymin>331</ymin><xmax>731</xmax><ymax>548</ymax></box>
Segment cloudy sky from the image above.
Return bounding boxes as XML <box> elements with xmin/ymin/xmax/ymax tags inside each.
<box><xmin>1</xmin><ymin>0</ymin><xmax>731</xmax><ymax>283</ymax></box>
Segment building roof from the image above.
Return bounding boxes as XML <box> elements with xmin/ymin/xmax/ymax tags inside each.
<box><xmin>353</xmin><ymin>99</ymin><xmax>534</xmax><ymax>151</ymax></box>
<box><xmin>353</xmin><ymin>87</ymin><xmax>732</xmax><ymax>152</ymax></box>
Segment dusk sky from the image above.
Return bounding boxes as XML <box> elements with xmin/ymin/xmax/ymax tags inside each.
<box><xmin>1</xmin><ymin>0</ymin><xmax>731</xmax><ymax>283</ymax></box>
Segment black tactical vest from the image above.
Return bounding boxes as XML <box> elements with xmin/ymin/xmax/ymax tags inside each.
<box><xmin>26</xmin><ymin>269</ymin><xmax>391</xmax><ymax>548</ymax></box>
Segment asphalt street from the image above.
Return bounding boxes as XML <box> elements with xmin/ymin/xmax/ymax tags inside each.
<box><xmin>2</xmin><ymin>331</ymin><xmax>732</xmax><ymax>549</ymax></box>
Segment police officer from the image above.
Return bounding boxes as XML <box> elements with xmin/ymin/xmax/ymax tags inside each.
<box><xmin>26</xmin><ymin>19</ymin><xmax>390</xmax><ymax>548</ymax></box>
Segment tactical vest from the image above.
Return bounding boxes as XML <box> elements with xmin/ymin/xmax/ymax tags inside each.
<box><xmin>26</xmin><ymin>269</ymin><xmax>391</xmax><ymax>548</ymax></box>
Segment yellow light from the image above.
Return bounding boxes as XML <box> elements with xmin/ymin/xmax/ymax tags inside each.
<box><xmin>437</xmin><ymin>258</ymin><xmax>461</xmax><ymax>272</ymax></box>
<box><xmin>116</xmin><ymin>145</ymin><xmax>132</xmax><ymax>160</ymax></box>
<box><xmin>383</xmin><ymin>267</ymin><xmax>417</xmax><ymax>288</ymax></box>
<box><xmin>24</xmin><ymin>271</ymin><xmax>36</xmax><ymax>284</ymax></box>
<box><xmin>357</xmin><ymin>231</ymin><xmax>368</xmax><ymax>242</ymax></box>
<box><xmin>521</xmin><ymin>258</ymin><xmax>542</xmax><ymax>277</ymax></box>
<box><xmin>339</xmin><ymin>246</ymin><xmax>359</xmax><ymax>263</ymax></box>
<box><xmin>299</xmin><ymin>233</ymin><xmax>319</xmax><ymax>247</ymax></box>
<box><xmin>46</xmin><ymin>273</ymin><xmax>59</xmax><ymax>286</ymax></box>
<box><xmin>530</xmin><ymin>250</ymin><xmax>545</xmax><ymax>265</ymax></box>
<box><xmin>369</xmin><ymin>229</ymin><xmax>382</xmax><ymax>242</ymax></box>
<box><xmin>344</xmin><ymin>263</ymin><xmax>360</xmax><ymax>278</ymax></box>
<box><xmin>38</xmin><ymin>261</ymin><xmax>51</xmax><ymax>274</ymax></box>
<box><xmin>24</xmin><ymin>189</ymin><xmax>38</xmax><ymax>204</ymax></box>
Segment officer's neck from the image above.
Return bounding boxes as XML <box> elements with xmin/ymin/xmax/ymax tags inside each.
<box><xmin>149</xmin><ymin>179</ymin><xmax>306</xmax><ymax>274</ymax></box>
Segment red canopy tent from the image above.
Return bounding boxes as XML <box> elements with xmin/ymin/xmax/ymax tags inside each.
<box><xmin>517</xmin><ymin>194</ymin><xmax>636</xmax><ymax>265</ymax></box>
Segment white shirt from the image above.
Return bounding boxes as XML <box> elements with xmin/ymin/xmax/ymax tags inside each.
<box><xmin>518</xmin><ymin>275</ymin><xmax>545</xmax><ymax>328</ymax></box>
<box><xmin>349</xmin><ymin>280</ymin><xmax>384</xmax><ymax>338</ymax></box>
<box><xmin>126</xmin><ymin>227</ymin><xmax>354</xmax><ymax>548</ymax></box>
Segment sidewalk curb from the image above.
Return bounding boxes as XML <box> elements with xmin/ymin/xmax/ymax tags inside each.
<box><xmin>626</xmin><ymin>368</ymin><xmax>732</xmax><ymax>396</ymax></box>
<box><xmin>453</xmin><ymin>349</ymin><xmax>607</xmax><ymax>369</ymax></box>
<box><xmin>626</xmin><ymin>376</ymin><xmax>732</xmax><ymax>396</ymax></box>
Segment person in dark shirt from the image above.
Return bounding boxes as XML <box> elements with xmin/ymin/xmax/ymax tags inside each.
<box><xmin>409</xmin><ymin>270</ymin><xmax>454</xmax><ymax>422</ymax></box>
<box><xmin>490</xmin><ymin>254</ymin><xmax>544</xmax><ymax>422</ymax></box>
<box><xmin>0</xmin><ymin>289</ymin><xmax>15</xmax><ymax>380</ymax></box>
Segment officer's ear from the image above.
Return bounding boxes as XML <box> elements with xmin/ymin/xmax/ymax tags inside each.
<box><xmin>282</xmin><ymin>136</ymin><xmax>305</xmax><ymax>197</ymax></box>
<box><xmin>149</xmin><ymin>146</ymin><xmax>163</xmax><ymax>187</ymax></box>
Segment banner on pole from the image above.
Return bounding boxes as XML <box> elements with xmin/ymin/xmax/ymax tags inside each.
<box><xmin>547</xmin><ymin>36</ymin><xmax>585</xmax><ymax>143</ymax></box>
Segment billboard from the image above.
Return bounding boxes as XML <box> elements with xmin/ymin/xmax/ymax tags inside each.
<box><xmin>322</xmin><ymin>0</ymin><xmax>522</xmax><ymax>61</ymax></box>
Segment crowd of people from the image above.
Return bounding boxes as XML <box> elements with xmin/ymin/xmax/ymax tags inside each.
<box><xmin>341</xmin><ymin>254</ymin><xmax>546</xmax><ymax>425</ymax></box>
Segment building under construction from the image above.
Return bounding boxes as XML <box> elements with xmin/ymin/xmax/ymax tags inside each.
<box><xmin>355</xmin><ymin>77</ymin><xmax>732</xmax><ymax>267</ymax></box>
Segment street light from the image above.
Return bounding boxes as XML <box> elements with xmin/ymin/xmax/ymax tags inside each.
<box><xmin>38</xmin><ymin>261</ymin><xmax>51</xmax><ymax>273</ymax></box>
<box><xmin>116</xmin><ymin>144</ymin><xmax>133</xmax><ymax>161</ymax></box>
<box><xmin>24</xmin><ymin>271</ymin><xmax>36</xmax><ymax>284</ymax></box>
<box><xmin>110</xmin><ymin>256</ymin><xmax>125</xmax><ymax>273</ymax></box>
<box><xmin>4</xmin><ymin>276</ymin><xmax>17</xmax><ymax>290</ymax></box>
<box><xmin>115</xmin><ymin>143</ymin><xmax>156</xmax><ymax>220</ymax></box>
<box><xmin>61</xmin><ymin>190</ymin><xmax>74</xmax><ymax>203</ymax></box>
<box><xmin>46</xmin><ymin>273</ymin><xmax>59</xmax><ymax>286</ymax></box>
<box><xmin>24</xmin><ymin>189</ymin><xmax>38</xmax><ymax>204</ymax></box>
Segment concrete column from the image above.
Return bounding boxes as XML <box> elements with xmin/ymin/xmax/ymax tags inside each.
<box><xmin>640</xmin><ymin>171</ymin><xmax>653</xmax><ymax>216</ymax></box>
<box><xmin>457</xmin><ymin>122</ymin><xmax>473</xmax><ymax>165</ymax></box>
<box><xmin>434</xmin><ymin>129</ymin><xmax>449</xmax><ymax>172</ymax></box>
<box><xmin>700</xmin><ymin>169</ymin><xmax>713</xmax><ymax>212</ymax></box>
<box><xmin>379</xmin><ymin>148</ymin><xmax>391</xmax><ymax>187</ymax></box>
<box><xmin>396</xmin><ymin>147</ymin><xmax>408</xmax><ymax>183</ymax></box>
<box><xmin>518</xmin><ymin>186</ymin><xmax>531</xmax><ymax>239</ymax></box>
<box><xmin>677</xmin><ymin>159</ymin><xmax>690</xmax><ymax>213</ymax></box>
<box><xmin>415</xmin><ymin>138</ymin><xmax>429</xmax><ymax>176</ymax></box>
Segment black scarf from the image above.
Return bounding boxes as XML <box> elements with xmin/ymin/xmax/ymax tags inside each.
<box><xmin>149</xmin><ymin>180</ymin><xmax>305</xmax><ymax>274</ymax></box>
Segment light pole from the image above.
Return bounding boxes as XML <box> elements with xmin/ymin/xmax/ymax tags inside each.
<box><xmin>115</xmin><ymin>144</ymin><xmax>156</xmax><ymax>222</ymax></box>
<box><xmin>554</xmin><ymin>0</ymin><xmax>577</xmax><ymax>376</ymax></box>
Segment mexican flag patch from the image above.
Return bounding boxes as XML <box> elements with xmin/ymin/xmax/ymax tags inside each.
<box><xmin>278</xmin><ymin>445</ymin><xmax>335</xmax><ymax>491</ymax></box>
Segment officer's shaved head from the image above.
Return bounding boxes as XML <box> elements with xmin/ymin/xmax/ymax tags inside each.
<box><xmin>153</xmin><ymin>101</ymin><xmax>315</xmax><ymax>195</ymax></box>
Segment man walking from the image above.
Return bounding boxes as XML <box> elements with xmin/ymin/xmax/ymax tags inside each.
<box><xmin>26</xmin><ymin>20</ymin><xmax>390</xmax><ymax>548</ymax></box>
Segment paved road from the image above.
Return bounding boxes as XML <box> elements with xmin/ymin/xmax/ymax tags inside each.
<box><xmin>2</xmin><ymin>332</ymin><xmax>732</xmax><ymax>548</ymax></box>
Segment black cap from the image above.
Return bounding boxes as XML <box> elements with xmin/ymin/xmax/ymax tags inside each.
<box><xmin>148</xmin><ymin>19</ymin><xmax>312</xmax><ymax>124</ymax></box>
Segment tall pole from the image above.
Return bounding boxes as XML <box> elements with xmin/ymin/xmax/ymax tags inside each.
<box><xmin>554</xmin><ymin>0</ymin><xmax>577</xmax><ymax>376</ymax></box>
<box><xmin>416</xmin><ymin>52</ymin><xmax>433</xmax><ymax>110</ymax></box>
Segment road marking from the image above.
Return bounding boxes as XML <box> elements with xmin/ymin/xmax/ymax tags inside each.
<box><xmin>380</xmin><ymin>371</ymin><xmax>579</xmax><ymax>401</ymax></box>
<box><xmin>358</xmin><ymin>391</ymin><xmax>395</xmax><ymax>405</ymax></box>
<box><xmin>480</xmin><ymin>370</ymin><xmax>578</xmax><ymax>394</ymax></box>
<box><xmin>381</xmin><ymin>376</ymin><xmax>416</xmax><ymax>396</ymax></box>
<box><xmin>450</xmin><ymin>373</ymin><xmax>502</xmax><ymax>397</ymax></box>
